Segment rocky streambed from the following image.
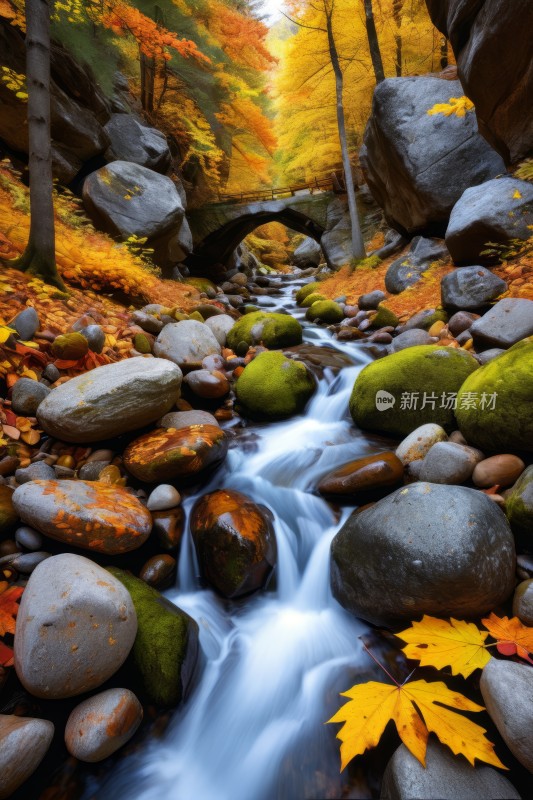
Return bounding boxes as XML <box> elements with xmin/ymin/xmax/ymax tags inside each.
<box><xmin>1</xmin><ymin>268</ymin><xmax>533</xmax><ymax>800</ymax></box>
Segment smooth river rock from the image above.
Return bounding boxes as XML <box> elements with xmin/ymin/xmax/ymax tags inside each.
<box><xmin>190</xmin><ymin>489</ymin><xmax>277</xmax><ymax>598</ymax></box>
<box><xmin>330</xmin><ymin>482</ymin><xmax>515</xmax><ymax>626</ymax></box>
<box><xmin>480</xmin><ymin>658</ymin><xmax>533</xmax><ymax>774</ymax></box>
<box><xmin>0</xmin><ymin>715</ymin><xmax>54</xmax><ymax>800</ymax></box>
<box><xmin>65</xmin><ymin>688</ymin><xmax>143</xmax><ymax>762</ymax></box>
<box><xmin>37</xmin><ymin>357</ymin><xmax>182</xmax><ymax>443</ymax></box>
<box><xmin>419</xmin><ymin>441</ymin><xmax>483</xmax><ymax>484</ymax></box>
<box><xmin>318</xmin><ymin>452</ymin><xmax>404</xmax><ymax>498</ymax></box>
<box><xmin>13</xmin><ymin>480</ymin><xmax>152</xmax><ymax>554</ymax></box>
<box><xmin>395</xmin><ymin>424</ymin><xmax>448</xmax><ymax>465</ymax></box>
<box><xmin>154</xmin><ymin>320</ymin><xmax>221</xmax><ymax>369</ymax></box>
<box><xmin>14</xmin><ymin>554</ymin><xmax>137</xmax><ymax>698</ymax></box>
<box><xmin>380</xmin><ymin>739</ymin><xmax>520</xmax><ymax>800</ymax></box>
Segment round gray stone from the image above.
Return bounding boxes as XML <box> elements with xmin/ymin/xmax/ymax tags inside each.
<box><xmin>419</xmin><ymin>441</ymin><xmax>484</xmax><ymax>484</ymax></box>
<box><xmin>154</xmin><ymin>320</ymin><xmax>221</xmax><ymax>368</ymax></box>
<box><xmin>0</xmin><ymin>715</ymin><xmax>54</xmax><ymax>800</ymax></box>
<box><xmin>37</xmin><ymin>356</ymin><xmax>182</xmax><ymax>443</ymax></box>
<box><xmin>65</xmin><ymin>688</ymin><xmax>143</xmax><ymax>762</ymax></box>
<box><xmin>11</xmin><ymin>378</ymin><xmax>50</xmax><ymax>416</ymax></box>
<box><xmin>330</xmin><ymin>482</ymin><xmax>516</xmax><ymax>626</ymax></box>
<box><xmin>204</xmin><ymin>314</ymin><xmax>235</xmax><ymax>346</ymax></box>
<box><xmin>159</xmin><ymin>410</ymin><xmax>220</xmax><ymax>429</ymax></box>
<box><xmin>14</xmin><ymin>553</ymin><xmax>137</xmax><ymax>698</ymax></box>
<box><xmin>12</xmin><ymin>307</ymin><xmax>40</xmax><ymax>341</ymax></box>
<box><xmin>147</xmin><ymin>484</ymin><xmax>181</xmax><ymax>511</ymax></box>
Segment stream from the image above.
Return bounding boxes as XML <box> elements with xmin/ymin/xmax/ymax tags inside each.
<box><xmin>87</xmin><ymin>274</ymin><xmax>390</xmax><ymax>800</ymax></box>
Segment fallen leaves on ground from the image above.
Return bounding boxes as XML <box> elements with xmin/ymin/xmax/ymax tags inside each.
<box><xmin>396</xmin><ymin>615</ymin><xmax>491</xmax><ymax>678</ymax></box>
<box><xmin>0</xmin><ymin>582</ymin><xmax>23</xmax><ymax>637</ymax></box>
<box><xmin>482</xmin><ymin>613</ymin><xmax>533</xmax><ymax>665</ymax></box>
<box><xmin>328</xmin><ymin>677</ymin><xmax>505</xmax><ymax>770</ymax></box>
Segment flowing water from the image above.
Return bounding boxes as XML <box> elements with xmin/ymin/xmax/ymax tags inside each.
<box><xmin>89</xmin><ymin>274</ymin><xmax>389</xmax><ymax>800</ymax></box>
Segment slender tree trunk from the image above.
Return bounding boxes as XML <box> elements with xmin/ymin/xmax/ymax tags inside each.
<box><xmin>325</xmin><ymin>5</ymin><xmax>366</xmax><ymax>261</ymax></box>
<box><xmin>140</xmin><ymin>52</ymin><xmax>155</xmax><ymax>112</ymax></box>
<box><xmin>363</xmin><ymin>0</ymin><xmax>385</xmax><ymax>83</ymax></box>
<box><xmin>11</xmin><ymin>0</ymin><xmax>64</xmax><ymax>289</ymax></box>
<box><xmin>393</xmin><ymin>0</ymin><xmax>403</xmax><ymax>77</ymax></box>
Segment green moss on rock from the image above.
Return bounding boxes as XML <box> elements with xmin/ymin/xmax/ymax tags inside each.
<box><xmin>185</xmin><ymin>277</ymin><xmax>217</xmax><ymax>293</ymax></box>
<box><xmin>235</xmin><ymin>351</ymin><xmax>316</xmax><ymax>420</ymax></box>
<box><xmin>107</xmin><ymin>568</ymin><xmax>199</xmax><ymax>707</ymax></box>
<box><xmin>456</xmin><ymin>339</ymin><xmax>533</xmax><ymax>452</ymax></box>
<box><xmin>306</xmin><ymin>300</ymin><xmax>344</xmax><ymax>323</ymax></box>
<box><xmin>350</xmin><ymin>345</ymin><xmax>479</xmax><ymax>437</ymax></box>
<box><xmin>370</xmin><ymin>304</ymin><xmax>399</xmax><ymax>328</ymax></box>
<box><xmin>227</xmin><ymin>311</ymin><xmax>302</xmax><ymax>351</ymax></box>
<box><xmin>301</xmin><ymin>292</ymin><xmax>327</xmax><ymax>308</ymax></box>
<box><xmin>295</xmin><ymin>282</ymin><xmax>321</xmax><ymax>304</ymax></box>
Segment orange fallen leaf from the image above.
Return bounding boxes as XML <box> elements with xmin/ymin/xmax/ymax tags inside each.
<box><xmin>0</xmin><ymin>584</ymin><xmax>24</xmax><ymax>637</ymax></box>
<box><xmin>2</xmin><ymin>423</ymin><xmax>20</xmax><ymax>440</ymax></box>
<box><xmin>0</xmin><ymin>639</ymin><xmax>14</xmax><ymax>668</ymax></box>
<box><xmin>482</xmin><ymin>613</ymin><xmax>533</xmax><ymax>664</ymax></box>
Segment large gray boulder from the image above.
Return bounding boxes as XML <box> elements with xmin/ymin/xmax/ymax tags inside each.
<box><xmin>320</xmin><ymin>197</ymin><xmax>356</xmax><ymax>269</ymax></box>
<box><xmin>426</xmin><ymin>0</ymin><xmax>533</xmax><ymax>163</ymax></box>
<box><xmin>380</xmin><ymin>739</ymin><xmax>520</xmax><ymax>800</ymax></box>
<box><xmin>292</xmin><ymin>237</ymin><xmax>322</xmax><ymax>267</ymax></box>
<box><xmin>154</xmin><ymin>320</ymin><xmax>221</xmax><ymax>369</ymax></box>
<box><xmin>441</xmin><ymin>265</ymin><xmax>507</xmax><ymax>312</ymax></box>
<box><xmin>104</xmin><ymin>114</ymin><xmax>171</xmax><ymax>173</ymax></box>
<box><xmin>480</xmin><ymin>657</ymin><xmax>533</xmax><ymax>774</ymax></box>
<box><xmin>83</xmin><ymin>161</ymin><xmax>185</xmax><ymax>266</ymax></box>
<box><xmin>468</xmin><ymin>298</ymin><xmax>533</xmax><ymax>349</ymax></box>
<box><xmin>37</xmin><ymin>356</ymin><xmax>182</xmax><ymax>443</ymax></box>
<box><xmin>445</xmin><ymin>177</ymin><xmax>533</xmax><ymax>265</ymax></box>
<box><xmin>14</xmin><ymin>554</ymin><xmax>137</xmax><ymax>699</ymax></box>
<box><xmin>360</xmin><ymin>77</ymin><xmax>505</xmax><ymax>235</ymax></box>
<box><xmin>330</xmin><ymin>482</ymin><xmax>515</xmax><ymax>626</ymax></box>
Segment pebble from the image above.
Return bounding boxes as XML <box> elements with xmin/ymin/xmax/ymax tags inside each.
<box><xmin>147</xmin><ymin>484</ymin><xmax>181</xmax><ymax>511</ymax></box>
<box><xmin>151</xmin><ymin>508</ymin><xmax>184</xmax><ymax>551</ymax></box>
<box><xmin>0</xmin><ymin>715</ymin><xmax>54</xmax><ymax>799</ymax></box>
<box><xmin>11</xmin><ymin>378</ymin><xmax>50</xmax><ymax>416</ymax></box>
<box><xmin>43</xmin><ymin>363</ymin><xmax>60</xmax><ymax>383</ymax></box>
<box><xmin>86</xmin><ymin>449</ymin><xmax>114</xmax><ymax>463</ymax></box>
<box><xmin>476</xmin><ymin>347</ymin><xmax>505</xmax><ymax>365</ymax></box>
<box><xmin>318</xmin><ymin>452</ymin><xmax>404</xmax><ymax>497</ymax></box>
<box><xmin>419</xmin><ymin>441</ymin><xmax>483</xmax><ymax>484</ymax></box>
<box><xmin>12</xmin><ymin>307</ymin><xmax>40</xmax><ymax>341</ymax></box>
<box><xmin>14</xmin><ymin>554</ymin><xmax>137</xmax><ymax>699</ymax></box>
<box><xmin>79</xmin><ymin>324</ymin><xmax>106</xmax><ymax>354</ymax></box>
<box><xmin>204</xmin><ymin>314</ymin><xmax>235</xmax><ymax>346</ymax></box>
<box><xmin>390</xmin><ymin>329</ymin><xmax>434</xmax><ymax>352</ymax></box>
<box><xmin>480</xmin><ymin>657</ymin><xmax>533</xmax><ymax>774</ymax></box>
<box><xmin>64</xmin><ymin>688</ymin><xmax>143</xmax><ymax>763</ymax></box>
<box><xmin>10</xmin><ymin>551</ymin><xmax>51</xmax><ymax>574</ymax></box>
<box><xmin>447</xmin><ymin>310</ymin><xmax>480</xmax><ymax>337</ymax></box>
<box><xmin>358</xmin><ymin>290</ymin><xmax>386</xmax><ymax>310</ymax></box>
<box><xmin>472</xmin><ymin>454</ymin><xmax>525</xmax><ymax>488</ymax></box>
<box><xmin>448</xmin><ymin>430</ymin><xmax>468</xmax><ymax>445</ymax></box>
<box><xmin>131</xmin><ymin>310</ymin><xmax>164</xmax><ymax>334</ymax></box>
<box><xmin>15</xmin><ymin>461</ymin><xmax>55</xmax><ymax>484</ymax></box>
<box><xmin>0</xmin><ymin>485</ymin><xmax>17</xmax><ymax>535</ymax></box>
<box><xmin>395</xmin><ymin>424</ymin><xmax>448</xmax><ymax>465</ymax></box>
<box><xmin>202</xmin><ymin>353</ymin><xmax>226</xmax><ymax>372</ymax></box>
<box><xmin>512</xmin><ymin>579</ymin><xmax>533</xmax><ymax>625</ymax></box>
<box><xmin>159</xmin><ymin>409</ymin><xmax>220</xmax><ymax>429</ymax></box>
<box><xmin>184</xmin><ymin>369</ymin><xmax>230</xmax><ymax>399</ymax></box>
<box><xmin>78</xmin><ymin>460</ymin><xmax>109</xmax><ymax>481</ymax></box>
<box><xmin>15</xmin><ymin>526</ymin><xmax>44</xmax><ymax>551</ymax></box>
<box><xmin>13</xmin><ymin>479</ymin><xmax>152</xmax><ymax>554</ymax></box>
<box><xmin>0</xmin><ymin>456</ymin><xmax>20</xmax><ymax>478</ymax></box>
<box><xmin>139</xmin><ymin>554</ymin><xmax>176</xmax><ymax>588</ymax></box>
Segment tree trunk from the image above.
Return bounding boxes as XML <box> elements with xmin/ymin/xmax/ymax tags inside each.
<box><xmin>325</xmin><ymin>6</ymin><xmax>366</xmax><ymax>261</ymax></box>
<box><xmin>11</xmin><ymin>0</ymin><xmax>64</xmax><ymax>289</ymax></box>
<box><xmin>140</xmin><ymin>52</ymin><xmax>156</xmax><ymax>112</ymax></box>
<box><xmin>363</xmin><ymin>0</ymin><xmax>385</xmax><ymax>83</ymax></box>
<box><xmin>393</xmin><ymin>0</ymin><xmax>403</xmax><ymax>77</ymax></box>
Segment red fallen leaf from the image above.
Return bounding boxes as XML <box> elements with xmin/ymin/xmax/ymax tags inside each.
<box><xmin>53</xmin><ymin>358</ymin><xmax>82</xmax><ymax>369</ymax></box>
<box><xmin>0</xmin><ymin>640</ymin><xmax>14</xmax><ymax>668</ymax></box>
<box><xmin>13</xmin><ymin>342</ymin><xmax>47</xmax><ymax>364</ymax></box>
<box><xmin>4</xmin><ymin>409</ymin><xmax>17</xmax><ymax>426</ymax></box>
<box><xmin>0</xmin><ymin>585</ymin><xmax>24</xmax><ymax>636</ymax></box>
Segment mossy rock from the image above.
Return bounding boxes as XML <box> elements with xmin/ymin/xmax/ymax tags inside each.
<box><xmin>370</xmin><ymin>304</ymin><xmax>399</xmax><ymax>328</ymax></box>
<box><xmin>235</xmin><ymin>351</ymin><xmax>316</xmax><ymax>420</ymax></box>
<box><xmin>350</xmin><ymin>345</ymin><xmax>479</xmax><ymax>437</ymax></box>
<box><xmin>301</xmin><ymin>292</ymin><xmax>327</xmax><ymax>308</ymax></box>
<box><xmin>295</xmin><ymin>282</ymin><xmax>321</xmax><ymax>305</ymax></box>
<box><xmin>306</xmin><ymin>300</ymin><xmax>344</xmax><ymax>324</ymax></box>
<box><xmin>51</xmin><ymin>332</ymin><xmax>89</xmax><ymax>360</ymax></box>
<box><xmin>227</xmin><ymin>311</ymin><xmax>302</xmax><ymax>351</ymax></box>
<box><xmin>407</xmin><ymin>308</ymin><xmax>448</xmax><ymax>331</ymax></box>
<box><xmin>456</xmin><ymin>339</ymin><xmax>533</xmax><ymax>453</ymax></box>
<box><xmin>188</xmin><ymin>310</ymin><xmax>204</xmax><ymax>322</ymax></box>
<box><xmin>185</xmin><ymin>277</ymin><xmax>216</xmax><ymax>294</ymax></box>
<box><xmin>506</xmin><ymin>465</ymin><xmax>533</xmax><ymax>552</ymax></box>
<box><xmin>133</xmin><ymin>333</ymin><xmax>152</xmax><ymax>354</ymax></box>
<box><xmin>107</xmin><ymin>568</ymin><xmax>199</xmax><ymax>707</ymax></box>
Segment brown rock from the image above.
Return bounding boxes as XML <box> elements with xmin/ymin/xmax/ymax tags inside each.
<box><xmin>184</xmin><ymin>369</ymin><xmax>230</xmax><ymax>399</ymax></box>
<box><xmin>139</xmin><ymin>554</ymin><xmax>176</xmax><ymax>588</ymax></box>
<box><xmin>472</xmin><ymin>455</ymin><xmax>525</xmax><ymax>489</ymax></box>
<box><xmin>513</xmin><ymin>579</ymin><xmax>533</xmax><ymax>626</ymax></box>
<box><xmin>190</xmin><ymin>489</ymin><xmax>277</xmax><ymax>597</ymax></box>
<box><xmin>151</xmin><ymin>508</ymin><xmax>185</xmax><ymax>551</ymax></box>
<box><xmin>0</xmin><ymin>485</ymin><xmax>17</xmax><ymax>535</ymax></box>
<box><xmin>318</xmin><ymin>452</ymin><xmax>404</xmax><ymax>497</ymax></box>
<box><xmin>124</xmin><ymin>425</ymin><xmax>228</xmax><ymax>483</ymax></box>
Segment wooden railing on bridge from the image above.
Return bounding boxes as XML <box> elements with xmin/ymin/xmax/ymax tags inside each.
<box><xmin>217</xmin><ymin>174</ymin><xmax>344</xmax><ymax>204</ymax></box>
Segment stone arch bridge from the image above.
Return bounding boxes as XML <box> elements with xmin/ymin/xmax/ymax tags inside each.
<box><xmin>186</xmin><ymin>192</ymin><xmax>354</xmax><ymax>272</ymax></box>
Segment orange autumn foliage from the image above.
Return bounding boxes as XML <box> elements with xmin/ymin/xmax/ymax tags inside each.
<box><xmin>0</xmin><ymin>583</ymin><xmax>23</xmax><ymax>637</ymax></box>
<box><xmin>208</xmin><ymin>0</ymin><xmax>275</xmax><ymax>72</ymax></box>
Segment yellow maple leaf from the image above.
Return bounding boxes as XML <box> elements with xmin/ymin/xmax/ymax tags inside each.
<box><xmin>328</xmin><ymin>678</ymin><xmax>505</xmax><ymax>770</ymax></box>
<box><xmin>396</xmin><ymin>615</ymin><xmax>491</xmax><ymax>678</ymax></box>
<box><xmin>482</xmin><ymin>613</ymin><xmax>533</xmax><ymax>664</ymax></box>
<box><xmin>427</xmin><ymin>96</ymin><xmax>475</xmax><ymax>118</ymax></box>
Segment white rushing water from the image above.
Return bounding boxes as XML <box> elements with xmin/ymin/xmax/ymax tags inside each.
<box><xmin>91</xmin><ymin>276</ymin><xmax>384</xmax><ymax>800</ymax></box>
